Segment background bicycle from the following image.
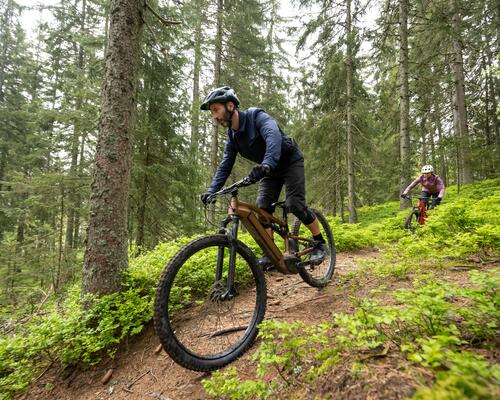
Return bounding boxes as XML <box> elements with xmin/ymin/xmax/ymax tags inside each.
<box><xmin>154</xmin><ymin>178</ymin><xmax>335</xmax><ymax>372</ymax></box>
<box><xmin>402</xmin><ymin>194</ymin><xmax>428</xmax><ymax>232</ymax></box>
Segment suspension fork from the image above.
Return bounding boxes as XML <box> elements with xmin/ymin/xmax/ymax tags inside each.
<box><xmin>216</xmin><ymin>215</ymin><xmax>239</xmax><ymax>300</ymax></box>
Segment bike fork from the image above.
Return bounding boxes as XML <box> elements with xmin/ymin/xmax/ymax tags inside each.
<box><xmin>216</xmin><ymin>216</ymin><xmax>239</xmax><ymax>300</ymax></box>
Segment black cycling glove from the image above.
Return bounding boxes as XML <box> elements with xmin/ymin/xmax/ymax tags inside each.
<box><xmin>200</xmin><ymin>192</ymin><xmax>215</xmax><ymax>205</ymax></box>
<box><xmin>431</xmin><ymin>197</ymin><xmax>441</xmax><ymax>208</ymax></box>
<box><xmin>248</xmin><ymin>164</ymin><xmax>271</xmax><ymax>183</ymax></box>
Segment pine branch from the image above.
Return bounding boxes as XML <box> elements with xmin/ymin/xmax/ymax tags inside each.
<box><xmin>145</xmin><ymin>2</ymin><xmax>181</xmax><ymax>27</ymax></box>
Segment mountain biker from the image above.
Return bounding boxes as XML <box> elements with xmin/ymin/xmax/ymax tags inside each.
<box><xmin>401</xmin><ymin>164</ymin><xmax>445</xmax><ymax>209</ymax></box>
<box><xmin>199</xmin><ymin>86</ymin><xmax>327</xmax><ymax>267</ymax></box>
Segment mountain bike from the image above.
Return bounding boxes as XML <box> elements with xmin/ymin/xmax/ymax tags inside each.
<box><xmin>402</xmin><ymin>194</ymin><xmax>428</xmax><ymax>232</ymax></box>
<box><xmin>153</xmin><ymin>177</ymin><xmax>336</xmax><ymax>372</ymax></box>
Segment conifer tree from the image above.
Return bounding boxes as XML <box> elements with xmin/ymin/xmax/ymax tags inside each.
<box><xmin>83</xmin><ymin>0</ymin><xmax>145</xmax><ymax>296</ymax></box>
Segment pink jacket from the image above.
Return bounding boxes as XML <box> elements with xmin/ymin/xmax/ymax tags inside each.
<box><xmin>403</xmin><ymin>174</ymin><xmax>445</xmax><ymax>198</ymax></box>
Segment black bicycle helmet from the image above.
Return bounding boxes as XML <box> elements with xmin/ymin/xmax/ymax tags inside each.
<box><xmin>200</xmin><ymin>86</ymin><xmax>240</xmax><ymax>110</ymax></box>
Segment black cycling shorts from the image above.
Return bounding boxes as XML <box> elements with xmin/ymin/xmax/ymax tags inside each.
<box><xmin>256</xmin><ymin>159</ymin><xmax>315</xmax><ymax>224</ymax></box>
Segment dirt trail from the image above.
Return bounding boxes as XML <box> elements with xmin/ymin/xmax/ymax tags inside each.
<box><xmin>25</xmin><ymin>248</ymin><xmax>385</xmax><ymax>400</ymax></box>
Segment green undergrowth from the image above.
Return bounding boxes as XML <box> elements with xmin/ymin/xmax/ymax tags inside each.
<box><xmin>1</xmin><ymin>179</ymin><xmax>498</xmax><ymax>399</ymax></box>
<box><xmin>202</xmin><ymin>179</ymin><xmax>500</xmax><ymax>400</ymax></box>
<box><xmin>203</xmin><ymin>269</ymin><xmax>500</xmax><ymax>400</ymax></box>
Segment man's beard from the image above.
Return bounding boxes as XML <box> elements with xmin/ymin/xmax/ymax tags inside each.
<box><xmin>217</xmin><ymin>110</ymin><xmax>231</xmax><ymax>127</ymax></box>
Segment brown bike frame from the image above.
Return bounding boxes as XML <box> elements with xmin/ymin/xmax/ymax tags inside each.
<box><xmin>227</xmin><ymin>194</ymin><xmax>314</xmax><ymax>274</ymax></box>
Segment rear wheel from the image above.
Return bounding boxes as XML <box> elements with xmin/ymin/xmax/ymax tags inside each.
<box><xmin>154</xmin><ymin>234</ymin><xmax>267</xmax><ymax>371</ymax></box>
<box><xmin>290</xmin><ymin>209</ymin><xmax>336</xmax><ymax>287</ymax></box>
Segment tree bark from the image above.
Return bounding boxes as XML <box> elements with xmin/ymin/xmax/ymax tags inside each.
<box><xmin>420</xmin><ymin>115</ymin><xmax>427</xmax><ymax>165</ymax></box>
<box><xmin>82</xmin><ymin>0</ymin><xmax>144</xmax><ymax>296</ymax></box>
<box><xmin>136</xmin><ymin>134</ymin><xmax>150</xmax><ymax>251</ymax></box>
<box><xmin>190</xmin><ymin>0</ymin><xmax>202</xmax><ymax>164</ymax></box>
<box><xmin>398</xmin><ymin>0</ymin><xmax>411</xmax><ymax>210</ymax></box>
<box><xmin>209</xmin><ymin>0</ymin><xmax>223</xmax><ymax>226</ymax></box>
<box><xmin>66</xmin><ymin>0</ymin><xmax>87</xmax><ymax>249</ymax></box>
<box><xmin>345</xmin><ymin>0</ymin><xmax>357</xmax><ymax>223</ymax></box>
<box><xmin>0</xmin><ymin>0</ymin><xmax>14</xmax><ymax>103</ymax></box>
<box><xmin>450</xmin><ymin>0</ymin><xmax>473</xmax><ymax>184</ymax></box>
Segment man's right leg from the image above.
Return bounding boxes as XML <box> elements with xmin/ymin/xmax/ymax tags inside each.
<box><xmin>282</xmin><ymin>160</ymin><xmax>328</xmax><ymax>263</ymax></box>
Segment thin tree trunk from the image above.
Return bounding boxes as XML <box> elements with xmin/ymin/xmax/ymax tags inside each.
<box><xmin>495</xmin><ymin>2</ymin><xmax>500</xmax><ymax>161</ymax></box>
<box><xmin>485</xmin><ymin>43</ymin><xmax>499</xmax><ymax>170</ymax></box>
<box><xmin>136</xmin><ymin>134</ymin><xmax>150</xmax><ymax>251</ymax></box>
<box><xmin>73</xmin><ymin>131</ymin><xmax>87</xmax><ymax>247</ymax></box>
<box><xmin>0</xmin><ymin>0</ymin><xmax>14</xmax><ymax>103</ymax></box>
<box><xmin>209</xmin><ymin>0</ymin><xmax>223</xmax><ymax>226</ymax></box>
<box><xmin>0</xmin><ymin>147</ymin><xmax>5</xmax><ymax>193</ymax></box>
<box><xmin>55</xmin><ymin>186</ymin><xmax>65</xmax><ymax>292</ymax></box>
<box><xmin>189</xmin><ymin>0</ymin><xmax>203</xmax><ymax>222</ymax></box>
<box><xmin>266</xmin><ymin>0</ymin><xmax>278</xmax><ymax>96</ymax></box>
<box><xmin>66</xmin><ymin>0</ymin><xmax>87</xmax><ymax>249</ymax></box>
<box><xmin>435</xmin><ymin>116</ymin><xmax>447</xmax><ymax>184</ymax></box>
<box><xmin>82</xmin><ymin>0</ymin><xmax>145</xmax><ymax>296</ymax></box>
<box><xmin>399</xmin><ymin>0</ymin><xmax>411</xmax><ymax>210</ymax></box>
<box><xmin>429</xmin><ymin>122</ymin><xmax>436</xmax><ymax>170</ymax></box>
<box><xmin>190</xmin><ymin>0</ymin><xmax>202</xmax><ymax>163</ymax></box>
<box><xmin>420</xmin><ymin>115</ymin><xmax>427</xmax><ymax>165</ymax></box>
<box><xmin>450</xmin><ymin>0</ymin><xmax>473</xmax><ymax>184</ymax></box>
<box><xmin>345</xmin><ymin>0</ymin><xmax>357</xmax><ymax>223</ymax></box>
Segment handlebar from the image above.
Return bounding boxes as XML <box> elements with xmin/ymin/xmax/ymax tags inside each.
<box><xmin>401</xmin><ymin>194</ymin><xmax>425</xmax><ymax>200</ymax></box>
<box><xmin>207</xmin><ymin>177</ymin><xmax>254</xmax><ymax>203</ymax></box>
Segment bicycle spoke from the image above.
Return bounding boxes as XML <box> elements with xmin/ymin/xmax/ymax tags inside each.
<box><xmin>160</xmin><ymin>238</ymin><xmax>263</xmax><ymax>361</ymax></box>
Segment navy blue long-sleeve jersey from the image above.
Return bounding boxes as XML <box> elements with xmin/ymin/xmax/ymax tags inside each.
<box><xmin>207</xmin><ymin>108</ymin><xmax>303</xmax><ymax>193</ymax></box>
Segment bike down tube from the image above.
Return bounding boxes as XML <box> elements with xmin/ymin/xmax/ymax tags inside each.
<box><xmin>228</xmin><ymin>196</ymin><xmax>289</xmax><ymax>274</ymax></box>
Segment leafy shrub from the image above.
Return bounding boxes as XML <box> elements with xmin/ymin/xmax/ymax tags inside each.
<box><xmin>203</xmin><ymin>270</ymin><xmax>499</xmax><ymax>399</ymax></box>
<box><xmin>202</xmin><ymin>368</ymin><xmax>273</xmax><ymax>400</ymax></box>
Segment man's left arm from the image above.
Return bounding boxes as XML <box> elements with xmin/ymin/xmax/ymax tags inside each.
<box><xmin>255</xmin><ymin>111</ymin><xmax>282</xmax><ymax>170</ymax></box>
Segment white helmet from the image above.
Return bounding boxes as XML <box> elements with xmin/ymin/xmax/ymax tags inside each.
<box><xmin>421</xmin><ymin>164</ymin><xmax>434</xmax><ymax>173</ymax></box>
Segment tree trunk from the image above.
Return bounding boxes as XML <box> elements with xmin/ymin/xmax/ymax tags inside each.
<box><xmin>398</xmin><ymin>0</ymin><xmax>411</xmax><ymax>210</ymax></box>
<box><xmin>495</xmin><ymin>2</ymin><xmax>500</xmax><ymax>162</ymax></box>
<box><xmin>345</xmin><ymin>0</ymin><xmax>357</xmax><ymax>223</ymax></box>
<box><xmin>435</xmin><ymin>114</ymin><xmax>447</xmax><ymax>184</ymax></box>
<box><xmin>55</xmin><ymin>186</ymin><xmax>65</xmax><ymax>292</ymax></box>
<box><xmin>189</xmin><ymin>0</ymin><xmax>203</xmax><ymax>224</ymax></box>
<box><xmin>82</xmin><ymin>0</ymin><xmax>144</xmax><ymax>296</ymax></box>
<box><xmin>209</xmin><ymin>0</ymin><xmax>223</xmax><ymax>226</ymax></box>
<box><xmin>0</xmin><ymin>0</ymin><xmax>14</xmax><ymax>103</ymax></box>
<box><xmin>73</xmin><ymin>131</ymin><xmax>87</xmax><ymax>247</ymax></box>
<box><xmin>65</xmin><ymin>0</ymin><xmax>87</xmax><ymax>249</ymax></box>
<box><xmin>190</xmin><ymin>0</ymin><xmax>202</xmax><ymax>164</ymax></box>
<box><xmin>450</xmin><ymin>0</ymin><xmax>473</xmax><ymax>184</ymax></box>
<box><xmin>420</xmin><ymin>115</ymin><xmax>428</xmax><ymax>165</ymax></box>
<box><xmin>429</xmin><ymin>120</ymin><xmax>436</xmax><ymax>170</ymax></box>
<box><xmin>136</xmin><ymin>134</ymin><xmax>150</xmax><ymax>251</ymax></box>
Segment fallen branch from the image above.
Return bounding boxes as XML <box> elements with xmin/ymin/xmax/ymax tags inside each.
<box><xmin>127</xmin><ymin>369</ymin><xmax>150</xmax><ymax>389</ymax></box>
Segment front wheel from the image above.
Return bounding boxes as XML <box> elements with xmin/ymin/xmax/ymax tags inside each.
<box><xmin>153</xmin><ymin>234</ymin><xmax>267</xmax><ymax>372</ymax></box>
<box><xmin>404</xmin><ymin>209</ymin><xmax>420</xmax><ymax>232</ymax></box>
<box><xmin>291</xmin><ymin>209</ymin><xmax>336</xmax><ymax>288</ymax></box>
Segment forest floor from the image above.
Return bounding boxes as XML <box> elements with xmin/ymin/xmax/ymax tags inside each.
<box><xmin>22</xmin><ymin>248</ymin><xmax>498</xmax><ymax>400</ymax></box>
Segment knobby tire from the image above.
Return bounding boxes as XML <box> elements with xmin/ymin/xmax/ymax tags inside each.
<box><xmin>153</xmin><ymin>234</ymin><xmax>267</xmax><ymax>372</ymax></box>
<box><xmin>404</xmin><ymin>209</ymin><xmax>420</xmax><ymax>232</ymax></box>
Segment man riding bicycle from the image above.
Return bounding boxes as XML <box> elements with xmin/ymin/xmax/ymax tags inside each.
<box><xmin>199</xmin><ymin>86</ymin><xmax>326</xmax><ymax>266</ymax></box>
<box><xmin>401</xmin><ymin>164</ymin><xmax>445</xmax><ymax>209</ymax></box>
